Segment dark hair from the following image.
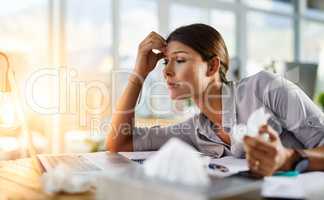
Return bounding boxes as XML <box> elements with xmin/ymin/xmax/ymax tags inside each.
<box><xmin>166</xmin><ymin>23</ymin><xmax>229</xmax><ymax>83</ymax></box>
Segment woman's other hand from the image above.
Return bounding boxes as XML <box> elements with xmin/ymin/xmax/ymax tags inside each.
<box><xmin>243</xmin><ymin>124</ymin><xmax>296</xmax><ymax>177</ymax></box>
<box><xmin>134</xmin><ymin>31</ymin><xmax>166</xmax><ymax>78</ymax></box>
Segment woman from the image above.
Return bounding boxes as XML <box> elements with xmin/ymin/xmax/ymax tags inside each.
<box><xmin>107</xmin><ymin>23</ymin><xmax>324</xmax><ymax>177</ymax></box>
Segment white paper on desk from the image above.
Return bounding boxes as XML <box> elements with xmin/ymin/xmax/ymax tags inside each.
<box><xmin>262</xmin><ymin>176</ymin><xmax>305</xmax><ymax>199</ymax></box>
<box><xmin>295</xmin><ymin>172</ymin><xmax>324</xmax><ymax>200</ymax></box>
<box><xmin>207</xmin><ymin>156</ymin><xmax>248</xmax><ymax>178</ymax></box>
<box><xmin>262</xmin><ymin>171</ymin><xmax>324</xmax><ymax>199</ymax></box>
<box><xmin>118</xmin><ymin>151</ymin><xmax>156</xmax><ymax>161</ymax></box>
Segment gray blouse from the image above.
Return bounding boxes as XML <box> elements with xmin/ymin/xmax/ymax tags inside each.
<box><xmin>133</xmin><ymin>71</ymin><xmax>324</xmax><ymax>158</ymax></box>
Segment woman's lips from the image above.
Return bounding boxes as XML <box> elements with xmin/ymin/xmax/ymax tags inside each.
<box><xmin>167</xmin><ymin>82</ymin><xmax>180</xmax><ymax>89</ymax></box>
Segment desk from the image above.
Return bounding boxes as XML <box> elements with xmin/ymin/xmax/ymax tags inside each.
<box><xmin>0</xmin><ymin>153</ymin><xmax>261</xmax><ymax>200</ymax></box>
<box><xmin>0</xmin><ymin>158</ymin><xmax>94</xmax><ymax>200</ymax></box>
<box><xmin>4</xmin><ymin>152</ymin><xmax>324</xmax><ymax>200</ymax></box>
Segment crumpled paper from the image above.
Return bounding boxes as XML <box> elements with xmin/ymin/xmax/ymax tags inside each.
<box><xmin>143</xmin><ymin>138</ymin><xmax>210</xmax><ymax>186</ymax></box>
<box><xmin>231</xmin><ymin>107</ymin><xmax>271</xmax><ymax>157</ymax></box>
<box><xmin>41</xmin><ymin>164</ymin><xmax>95</xmax><ymax>194</ymax></box>
<box><xmin>232</xmin><ymin>107</ymin><xmax>271</xmax><ymax>143</ymax></box>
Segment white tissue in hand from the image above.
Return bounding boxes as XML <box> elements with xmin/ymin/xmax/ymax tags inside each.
<box><xmin>143</xmin><ymin>138</ymin><xmax>209</xmax><ymax>186</ymax></box>
<box><xmin>41</xmin><ymin>164</ymin><xmax>93</xmax><ymax>194</ymax></box>
<box><xmin>233</xmin><ymin>107</ymin><xmax>270</xmax><ymax>143</ymax></box>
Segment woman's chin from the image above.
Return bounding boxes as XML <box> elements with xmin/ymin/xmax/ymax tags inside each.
<box><xmin>169</xmin><ymin>91</ymin><xmax>191</xmax><ymax>100</ymax></box>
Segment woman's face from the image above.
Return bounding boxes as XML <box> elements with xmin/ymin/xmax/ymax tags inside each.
<box><xmin>163</xmin><ymin>41</ymin><xmax>212</xmax><ymax>100</ymax></box>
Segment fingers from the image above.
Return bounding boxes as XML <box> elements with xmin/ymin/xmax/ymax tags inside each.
<box><xmin>245</xmin><ymin>146</ymin><xmax>273</xmax><ymax>167</ymax></box>
<box><xmin>139</xmin><ymin>33</ymin><xmax>167</xmax><ymax>54</ymax></box>
<box><xmin>252</xmin><ymin>165</ymin><xmax>272</xmax><ymax>177</ymax></box>
<box><xmin>248</xmin><ymin>152</ymin><xmax>274</xmax><ymax>172</ymax></box>
<box><xmin>148</xmin><ymin>31</ymin><xmax>167</xmax><ymax>45</ymax></box>
<box><xmin>244</xmin><ymin>135</ymin><xmax>277</xmax><ymax>156</ymax></box>
<box><xmin>258</xmin><ymin>124</ymin><xmax>279</xmax><ymax>142</ymax></box>
<box><xmin>258</xmin><ymin>124</ymin><xmax>268</xmax><ymax>134</ymax></box>
<box><xmin>142</xmin><ymin>31</ymin><xmax>162</xmax><ymax>42</ymax></box>
<box><xmin>246</xmin><ymin>151</ymin><xmax>274</xmax><ymax>177</ymax></box>
<box><xmin>156</xmin><ymin>53</ymin><xmax>165</xmax><ymax>60</ymax></box>
<box><xmin>140</xmin><ymin>40</ymin><xmax>165</xmax><ymax>54</ymax></box>
<box><xmin>141</xmin><ymin>32</ymin><xmax>166</xmax><ymax>47</ymax></box>
<box><xmin>244</xmin><ymin>125</ymin><xmax>283</xmax><ymax>177</ymax></box>
<box><xmin>244</xmin><ymin>134</ymin><xmax>279</xmax><ymax>177</ymax></box>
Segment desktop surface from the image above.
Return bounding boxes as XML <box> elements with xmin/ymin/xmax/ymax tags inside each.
<box><xmin>96</xmin><ymin>162</ymin><xmax>262</xmax><ymax>200</ymax></box>
<box><xmin>1</xmin><ymin>151</ymin><xmax>323</xmax><ymax>200</ymax></box>
<box><xmin>0</xmin><ymin>152</ymin><xmax>263</xmax><ymax>200</ymax></box>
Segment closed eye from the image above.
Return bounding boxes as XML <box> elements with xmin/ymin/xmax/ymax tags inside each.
<box><xmin>176</xmin><ymin>59</ymin><xmax>186</xmax><ymax>64</ymax></box>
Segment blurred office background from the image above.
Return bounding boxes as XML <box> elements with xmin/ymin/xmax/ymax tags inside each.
<box><xmin>0</xmin><ymin>0</ymin><xmax>324</xmax><ymax>158</ymax></box>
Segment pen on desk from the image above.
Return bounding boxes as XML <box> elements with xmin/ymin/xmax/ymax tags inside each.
<box><xmin>132</xmin><ymin>159</ymin><xmax>145</xmax><ymax>164</ymax></box>
<box><xmin>208</xmin><ymin>163</ymin><xmax>229</xmax><ymax>173</ymax></box>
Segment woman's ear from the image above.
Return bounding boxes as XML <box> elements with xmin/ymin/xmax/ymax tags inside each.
<box><xmin>206</xmin><ymin>57</ymin><xmax>221</xmax><ymax>77</ymax></box>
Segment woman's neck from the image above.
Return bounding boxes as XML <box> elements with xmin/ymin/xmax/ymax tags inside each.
<box><xmin>193</xmin><ymin>80</ymin><xmax>223</xmax><ymax>126</ymax></box>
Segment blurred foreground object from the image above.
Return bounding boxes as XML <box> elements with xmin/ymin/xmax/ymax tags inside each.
<box><xmin>0</xmin><ymin>52</ymin><xmax>34</xmax><ymax>160</ymax></box>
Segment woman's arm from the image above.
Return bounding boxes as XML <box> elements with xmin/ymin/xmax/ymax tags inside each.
<box><xmin>106</xmin><ymin>74</ymin><xmax>143</xmax><ymax>152</ymax></box>
<box><xmin>244</xmin><ymin>125</ymin><xmax>324</xmax><ymax>177</ymax></box>
<box><xmin>283</xmin><ymin>146</ymin><xmax>324</xmax><ymax>172</ymax></box>
<box><xmin>107</xmin><ymin>32</ymin><xmax>166</xmax><ymax>152</ymax></box>
<box><xmin>304</xmin><ymin>147</ymin><xmax>324</xmax><ymax>170</ymax></box>
<box><xmin>243</xmin><ymin>72</ymin><xmax>324</xmax><ymax>176</ymax></box>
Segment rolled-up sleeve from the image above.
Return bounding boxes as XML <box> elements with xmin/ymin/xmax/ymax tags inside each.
<box><xmin>262</xmin><ymin>73</ymin><xmax>324</xmax><ymax>148</ymax></box>
<box><xmin>132</xmin><ymin>117</ymin><xmax>197</xmax><ymax>151</ymax></box>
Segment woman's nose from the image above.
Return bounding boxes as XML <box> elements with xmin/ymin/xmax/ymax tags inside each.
<box><xmin>163</xmin><ymin>63</ymin><xmax>175</xmax><ymax>78</ymax></box>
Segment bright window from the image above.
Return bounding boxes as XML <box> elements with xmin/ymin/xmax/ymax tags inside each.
<box><xmin>246</xmin><ymin>12</ymin><xmax>293</xmax><ymax>75</ymax></box>
<box><xmin>301</xmin><ymin>20</ymin><xmax>324</xmax><ymax>94</ymax></box>
<box><xmin>0</xmin><ymin>0</ymin><xmax>48</xmax><ymax>66</ymax></box>
<box><xmin>210</xmin><ymin>10</ymin><xmax>236</xmax><ymax>57</ymax></box>
<box><xmin>170</xmin><ymin>3</ymin><xmax>208</xmax><ymax>32</ymax></box>
<box><xmin>244</xmin><ymin>0</ymin><xmax>293</xmax><ymax>13</ymax></box>
<box><xmin>66</xmin><ymin>0</ymin><xmax>113</xmax><ymax>73</ymax></box>
<box><xmin>169</xmin><ymin>4</ymin><xmax>236</xmax><ymax>57</ymax></box>
<box><xmin>120</xmin><ymin>0</ymin><xmax>158</xmax><ymax>69</ymax></box>
<box><xmin>0</xmin><ymin>0</ymin><xmax>49</xmax><ymax>155</ymax></box>
<box><xmin>301</xmin><ymin>20</ymin><xmax>324</xmax><ymax>63</ymax></box>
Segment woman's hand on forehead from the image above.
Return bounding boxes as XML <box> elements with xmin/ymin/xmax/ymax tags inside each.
<box><xmin>144</xmin><ymin>32</ymin><xmax>167</xmax><ymax>55</ymax></box>
<box><xmin>149</xmin><ymin>31</ymin><xmax>166</xmax><ymax>43</ymax></box>
<box><xmin>134</xmin><ymin>31</ymin><xmax>168</xmax><ymax>77</ymax></box>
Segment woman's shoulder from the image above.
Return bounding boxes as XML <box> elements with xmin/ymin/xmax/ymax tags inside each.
<box><xmin>236</xmin><ymin>70</ymin><xmax>277</xmax><ymax>87</ymax></box>
<box><xmin>232</xmin><ymin>70</ymin><xmax>291</xmax><ymax>103</ymax></box>
<box><xmin>234</xmin><ymin>71</ymin><xmax>288</xmax><ymax>94</ymax></box>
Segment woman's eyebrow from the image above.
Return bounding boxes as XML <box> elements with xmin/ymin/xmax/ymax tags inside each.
<box><xmin>170</xmin><ymin>50</ymin><xmax>189</xmax><ymax>55</ymax></box>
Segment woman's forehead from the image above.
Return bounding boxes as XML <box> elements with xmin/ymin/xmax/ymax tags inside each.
<box><xmin>166</xmin><ymin>41</ymin><xmax>195</xmax><ymax>56</ymax></box>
